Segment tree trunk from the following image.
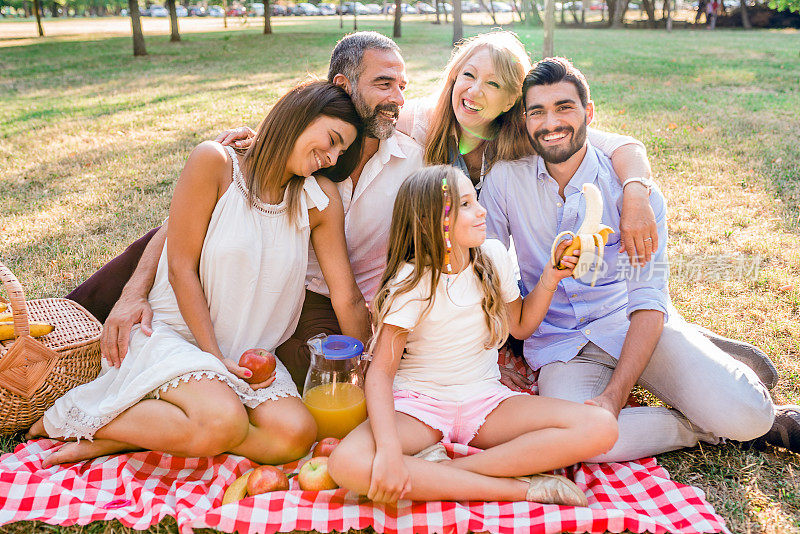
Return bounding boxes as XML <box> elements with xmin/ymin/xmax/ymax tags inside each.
<box><xmin>560</xmin><ymin>0</ymin><xmax>565</xmax><ymax>24</ymax></box>
<box><xmin>166</xmin><ymin>0</ymin><xmax>180</xmax><ymax>41</ymax></box>
<box><xmin>641</xmin><ymin>0</ymin><xmax>655</xmax><ymax>27</ymax></box>
<box><xmin>665</xmin><ymin>0</ymin><xmax>673</xmax><ymax>30</ymax></box>
<box><xmin>263</xmin><ymin>0</ymin><xmax>272</xmax><ymax>33</ymax></box>
<box><xmin>393</xmin><ymin>0</ymin><xmax>401</xmax><ymax>37</ymax></box>
<box><xmin>569</xmin><ymin>1</ymin><xmax>579</xmax><ymax>23</ymax></box>
<box><xmin>611</xmin><ymin>0</ymin><xmax>628</xmax><ymax>27</ymax></box>
<box><xmin>32</xmin><ymin>0</ymin><xmax>43</xmax><ymax>36</ymax></box>
<box><xmin>128</xmin><ymin>0</ymin><xmax>147</xmax><ymax>55</ymax></box>
<box><xmin>489</xmin><ymin>0</ymin><xmax>497</xmax><ymax>24</ymax></box>
<box><xmin>510</xmin><ymin>0</ymin><xmax>523</xmax><ymax>22</ymax></box>
<box><xmin>528</xmin><ymin>0</ymin><xmax>542</xmax><ymax>24</ymax></box>
<box><xmin>434</xmin><ymin>0</ymin><xmax>440</xmax><ymax>23</ymax></box>
<box><xmin>223</xmin><ymin>0</ymin><xmax>228</xmax><ymax>28</ymax></box>
<box><xmin>739</xmin><ymin>0</ymin><xmax>751</xmax><ymax>28</ymax></box>
<box><xmin>339</xmin><ymin>0</ymin><xmax>343</xmax><ymax>27</ymax></box>
<box><xmin>477</xmin><ymin>0</ymin><xmax>496</xmax><ymax>24</ymax></box>
<box><xmin>52</xmin><ymin>0</ymin><xmax>58</xmax><ymax>17</ymax></box>
<box><xmin>581</xmin><ymin>0</ymin><xmax>586</xmax><ymax>25</ymax></box>
<box><xmin>543</xmin><ymin>0</ymin><xmax>554</xmax><ymax>57</ymax></box>
<box><xmin>452</xmin><ymin>0</ymin><xmax>462</xmax><ymax>44</ymax></box>
<box><xmin>353</xmin><ymin>3</ymin><xmax>357</xmax><ymax>29</ymax></box>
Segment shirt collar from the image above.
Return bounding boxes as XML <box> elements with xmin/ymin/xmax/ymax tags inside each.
<box><xmin>536</xmin><ymin>141</ymin><xmax>602</xmax><ymax>193</ymax></box>
<box><xmin>376</xmin><ymin>132</ymin><xmax>408</xmax><ymax>165</ymax></box>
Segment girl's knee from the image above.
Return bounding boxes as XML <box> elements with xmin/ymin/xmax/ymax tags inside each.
<box><xmin>250</xmin><ymin>399</ymin><xmax>318</xmax><ymax>462</ymax></box>
<box><xmin>582</xmin><ymin>406</ymin><xmax>619</xmax><ymax>454</ymax></box>
<box><xmin>185</xmin><ymin>409</ymin><xmax>250</xmax><ymax>457</ymax></box>
<box><xmin>328</xmin><ymin>440</ymin><xmax>373</xmax><ymax>494</ymax></box>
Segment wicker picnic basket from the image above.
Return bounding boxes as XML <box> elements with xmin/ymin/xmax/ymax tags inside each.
<box><xmin>0</xmin><ymin>260</ymin><xmax>102</xmax><ymax>434</ymax></box>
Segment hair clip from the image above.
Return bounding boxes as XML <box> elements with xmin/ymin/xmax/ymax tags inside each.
<box><xmin>442</xmin><ymin>176</ymin><xmax>452</xmax><ymax>274</ymax></box>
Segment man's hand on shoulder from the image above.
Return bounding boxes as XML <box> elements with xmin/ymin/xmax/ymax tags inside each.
<box><xmin>214</xmin><ymin>126</ymin><xmax>256</xmax><ymax>150</ymax></box>
<box><xmin>101</xmin><ymin>291</ymin><xmax>154</xmax><ymax>368</ymax></box>
<box><xmin>620</xmin><ymin>184</ymin><xmax>658</xmax><ymax>267</ymax></box>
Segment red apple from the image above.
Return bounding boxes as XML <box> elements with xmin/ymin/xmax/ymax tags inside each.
<box><xmin>312</xmin><ymin>437</ymin><xmax>340</xmax><ymax>458</ymax></box>
<box><xmin>239</xmin><ymin>348</ymin><xmax>276</xmax><ymax>384</ymax></box>
<box><xmin>298</xmin><ymin>456</ymin><xmax>339</xmax><ymax>491</ymax></box>
<box><xmin>246</xmin><ymin>465</ymin><xmax>289</xmax><ymax>495</ymax></box>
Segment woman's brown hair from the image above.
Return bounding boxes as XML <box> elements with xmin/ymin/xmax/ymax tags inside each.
<box><xmin>242</xmin><ymin>80</ymin><xmax>364</xmax><ymax>221</ymax></box>
<box><xmin>371</xmin><ymin>165</ymin><xmax>509</xmax><ymax>352</ymax></box>
<box><xmin>424</xmin><ymin>31</ymin><xmax>533</xmax><ymax>176</ymax></box>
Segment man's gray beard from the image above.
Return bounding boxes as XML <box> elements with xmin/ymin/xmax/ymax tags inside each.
<box><xmin>352</xmin><ymin>90</ymin><xmax>396</xmax><ymax>140</ymax></box>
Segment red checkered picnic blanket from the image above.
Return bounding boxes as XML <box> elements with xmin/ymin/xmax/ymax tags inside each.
<box><xmin>0</xmin><ymin>350</ymin><xmax>729</xmax><ymax>534</ymax></box>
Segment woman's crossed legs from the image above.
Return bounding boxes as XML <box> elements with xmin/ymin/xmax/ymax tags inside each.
<box><xmin>328</xmin><ymin>393</ymin><xmax>618</xmax><ymax>502</ymax></box>
<box><xmin>29</xmin><ymin>377</ymin><xmax>316</xmax><ymax>467</ymax></box>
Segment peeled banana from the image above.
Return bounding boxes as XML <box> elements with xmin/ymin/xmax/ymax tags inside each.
<box><xmin>222</xmin><ymin>470</ymin><xmax>254</xmax><ymax>505</ymax></box>
<box><xmin>550</xmin><ymin>183</ymin><xmax>615</xmax><ymax>288</ymax></box>
<box><xmin>0</xmin><ymin>321</ymin><xmax>55</xmax><ymax>341</ymax></box>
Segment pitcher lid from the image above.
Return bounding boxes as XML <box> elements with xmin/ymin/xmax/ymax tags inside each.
<box><xmin>316</xmin><ymin>335</ymin><xmax>364</xmax><ymax>360</ymax></box>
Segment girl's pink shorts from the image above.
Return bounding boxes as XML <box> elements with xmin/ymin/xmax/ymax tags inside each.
<box><xmin>393</xmin><ymin>385</ymin><xmax>526</xmax><ymax>445</ymax></box>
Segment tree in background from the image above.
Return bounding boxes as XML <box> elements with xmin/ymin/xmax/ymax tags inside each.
<box><xmin>166</xmin><ymin>0</ymin><xmax>180</xmax><ymax>41</ymax></box>
<box><xmin>128</xmin><ymin>0</ymin><xmax>146</xmax><ymax>55</ymax></box>
<box><xmin>32</xmin><ymin>0</ymin><xmax>43</xmax><ymax>35</ymax></box>
<box><xmin>393</xmin><ymin>0</ymin><xmax>401</xmax><ymax>37</ymax></box>
<box><xmin>452</xmin><ymin>0</ymin><xmax>461</xmax><ymax>43</ymax></box>
<box><xmin>542</xmin><ymin>0</ymin><xmax>554</xmax><ymax>57</ymax></box>
<box><xmin>263</xmin><ymin>0</ymin><xmax>271</xmax><ymax>33</ymax></box>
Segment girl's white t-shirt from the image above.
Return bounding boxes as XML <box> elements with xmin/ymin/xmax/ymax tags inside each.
<box><xmin>382</xmin><ymin>239</ymin><xmax>521</xmax><ymax>402</ymax></box>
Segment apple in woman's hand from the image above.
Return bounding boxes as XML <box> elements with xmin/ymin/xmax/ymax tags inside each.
<box><xmin>246</xmin><ymin>465</ymin><xmax>289</xmax><ymax>495</ymax></box>
<box><xmin>312</xmin><ymin>437</ymin><xmax>340</xmax><ymax>458</ymax></box>
<box><xmin>239</xmin><ymin>348</ymin><xmax>276</xmax><ymax>383</ymax></box>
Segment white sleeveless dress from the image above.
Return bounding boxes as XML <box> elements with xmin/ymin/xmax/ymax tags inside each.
<box><xmin>43</xmin><ymin>146</ymin><xmax>329</xmax><ymax>440</ymax></box>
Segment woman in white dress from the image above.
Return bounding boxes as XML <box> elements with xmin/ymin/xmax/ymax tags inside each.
<box><xmin>29</xmin><ymin>81</ymin><xmax>371</xmax><ymax>467</ymax></box>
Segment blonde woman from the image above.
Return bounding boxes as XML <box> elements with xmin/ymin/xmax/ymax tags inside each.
<box><xmin>327</xmin><ymin>165</ymin><xmax>618</xmax><ymax>505</ymax></box>
<box><xmin>396</xmin><ymin>31</ymin><xmax>660</xmax><ymax>262</ymax></box>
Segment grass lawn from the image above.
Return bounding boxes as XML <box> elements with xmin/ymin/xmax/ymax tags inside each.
<box><xmin>1</xmin><ymin>16</ymin><xmax>800</xmax><ymax>534</ymax></box>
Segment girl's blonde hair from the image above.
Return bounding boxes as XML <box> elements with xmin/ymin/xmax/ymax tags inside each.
<box><xmin>424</xmin><ymin>31</ymin><xmax>534</xmax><ymax>174</ymax></box>
<box><xmin>371</xmin><ymin>165</ymin><xmax>509</xmax><ymax>352</ymax></box>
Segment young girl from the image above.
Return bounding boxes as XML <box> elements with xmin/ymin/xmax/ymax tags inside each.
<box><xmin>327</xmin><ymin>165</ymin><xmax>618</xmax><ymax>506</ymax></box>
<box><xmin>29</xmin><ymin>82</ymin><xmax>370</xmax><ymax>467</ymax></box>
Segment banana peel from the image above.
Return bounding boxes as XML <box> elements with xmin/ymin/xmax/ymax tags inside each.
<box><xmin>550</xmin><ymin>183</ymin><xmax>615</xmax><ymax>288</ymax></box>
<box><xmin>222</xmin><ymin>469</ymin><xmax>254</xmax><ymax>505</ymax></box>
<box><xmin>0</xmin><ymin>321</ymin><xmax>55</xmax><ymax>341</ymax></box>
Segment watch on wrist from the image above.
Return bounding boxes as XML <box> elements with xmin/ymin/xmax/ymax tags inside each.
<box><xmin>622</xmin><ymin>176</ymin><xmax>655</xmax><ymax>195</ymax></box>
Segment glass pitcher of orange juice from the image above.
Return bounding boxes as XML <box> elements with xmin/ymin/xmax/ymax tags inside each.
<box><xmin>302</xmin><ymin>334</ymin><xmax>368</xmax><ymax>440</ymax></box>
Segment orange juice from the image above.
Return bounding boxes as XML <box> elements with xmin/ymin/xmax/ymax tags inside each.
<box><xmin>303</xmin><ymin>382</ymin><xmax>367</xmax><ymax>440</ymax></box>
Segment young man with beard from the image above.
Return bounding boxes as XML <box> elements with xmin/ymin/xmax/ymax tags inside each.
<box><xmin>72</xmin><ymin>32</ymin><xmax>423</xmax><ymax>386</ymax></box>
<box><xmin>480</xmin><ymin>57</ymin><xmax>798</xmax><ymax>459</ymax></box>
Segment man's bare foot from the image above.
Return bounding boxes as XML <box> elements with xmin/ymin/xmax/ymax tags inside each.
<box><xmin>42</xmin><ymin>439</ymin><xmax>135</xmax><ymax>468</ymax></box>
<box><xmin>25</xmin><ymin>418</ymin><xmax>47</xmax><ymax>440</ymax></box>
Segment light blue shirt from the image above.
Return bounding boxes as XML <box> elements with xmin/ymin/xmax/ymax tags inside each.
<box><xmin>480</xmin><ymin>143</ymin><xmax>671</xmax><ymax>370</ymax></box>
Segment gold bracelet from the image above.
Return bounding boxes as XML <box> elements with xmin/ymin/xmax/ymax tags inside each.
<box><xmin>538</xmin><ymin>278</ymin><xmax>557</xmax><ymax>293</ymax></box>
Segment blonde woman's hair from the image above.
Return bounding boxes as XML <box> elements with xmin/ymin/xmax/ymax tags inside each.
<box><xmin>424</xmin><ymin>31</ymin><xmax>534</xmax><ymax>174</ymax></box>
<box><xmin>371</xmin><ymin>165</ymin><xmax>509</xmax><ymax>353</ymax></box>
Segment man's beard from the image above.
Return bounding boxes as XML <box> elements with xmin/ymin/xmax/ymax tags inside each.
<box><xmin>530</xmin><ymin>120</ymin><xmax>588</xmax><ymax>165</ymax></box>
<box><xmin>352</xmin><ymin>90</ymin><xmax>399</xmax><ymax>140</ymax></box>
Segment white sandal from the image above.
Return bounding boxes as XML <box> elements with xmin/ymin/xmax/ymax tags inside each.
<box><xmin>515</xmin><ymin>473</ymin><xmax>588</xmax><ymax>507</ymax></box>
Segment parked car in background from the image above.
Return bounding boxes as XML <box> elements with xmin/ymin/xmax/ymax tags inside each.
<box><xmin>489</xmin><ymin>0</ymin><xmax>512</xmax><ymax>10</ymax></box>
<box><xmin>461</xmin><ymin>1</ymin><xmax>481</xmax><ymax>12</ymax></box>
<box><xmin>150</xmin><ymin>5</ymin><xmax>168</xmax><ymax>16</ymax></box>
<box><xmin>363</xmin><ymin>2</ymin><xmax>382</xmax><ymax>13</ymax></box>
<box><xmin>318</xmin><ymin>3</ymin><xmax>337</xmax><ymax>14</ymax></box>
<box><xmin>271</xmin><ymin>4</ymin><xmax>288</xmax><ymax>14</ymax></box>
<box><xmin>226</xmin><ymin>5</ymin><xmax>246</xmax><ymax>15</ymax></box>
<box><xmin>250</xmin><ymin>2</ymin><xmax>264</xmax><ymax>15</ymax></box>
<box><xmin>207</xmin><ymin>5</ymin><xmax>225</xmax><ymax>16</ymax></box>
<box><xmin>293</xmin><ymin>2</ymin><xmax>321</xmax><ymax>14</ymax></box>
<box><xmin>416</xmin><ymin>2</ymin><xmax>436</xmax><ymax>13</ymax></box>
<box><xmin>341</xmin><ymin>1</ymin><xmax>369</xmax><ymax>13</ymax></box>
<box><xmin>188</xmin><ymin>5</ymin><xmax>206</xmax><ymax>15</ymax></box>
<box><xmin>175</xmin><ymin>5</ymin><xmax>188</xmax><ymax>16</ymax></box>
